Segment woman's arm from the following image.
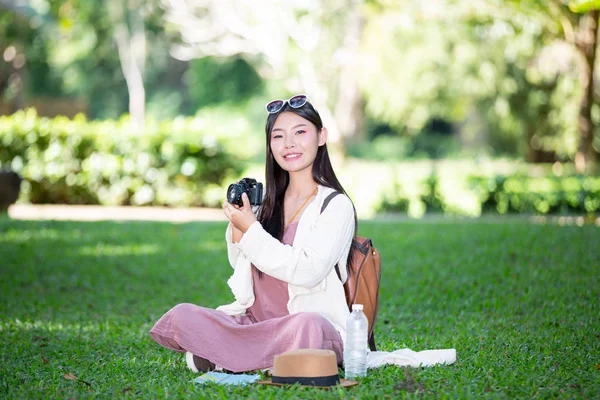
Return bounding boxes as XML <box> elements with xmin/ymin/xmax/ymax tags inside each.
<box><xmin>236</xmin><ymin>195</ymin><xmax>355</xmax><ymax>288</ymax></box>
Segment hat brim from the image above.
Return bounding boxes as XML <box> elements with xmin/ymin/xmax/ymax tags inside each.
<box><xmin>256</xmin><ymin>378</ymin><xmax>358</xmax><ymax>389</ymax></box>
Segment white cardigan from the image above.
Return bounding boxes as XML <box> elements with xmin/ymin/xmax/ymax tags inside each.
<box><xmin>216</xmin><ymin>185</ymin><xmax>354</xmax><ymax>344</ymax></box>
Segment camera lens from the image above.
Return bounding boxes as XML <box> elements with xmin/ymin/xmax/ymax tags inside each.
<box><xmin>227</xmin><ymin>189</ymin><xmax>235</xmax><ymax>202</ymax></box>
<box><xmin>226</xmin><ymin>184</ymin><xmax>243</xmax><ymax>206</ymax></box>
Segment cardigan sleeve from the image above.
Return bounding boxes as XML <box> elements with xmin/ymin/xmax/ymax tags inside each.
<box><xmin>225</xmin><ymin>204</ymin><xmax>261</xmax><ymax>269</ymax></box>
<box><xmin>236</xmin><ymin>194</ymin><xmax>355</xmax><ymax>288</ymax></box>
<box><xmin>225</xmin><ymin>222</ymin><xmax>240</xmax><ymax>269</ymax></box>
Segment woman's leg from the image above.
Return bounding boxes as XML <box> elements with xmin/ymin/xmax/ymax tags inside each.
<box><xmin>150</xmin><ymin>304</ymin><xmax>343</xmax><ymax>373</ymax></box>
<box><xmin>239</xmin><ymin>311</ymin><xmax>344</xmax><ymax>372</ymax></box>
<box><xmin>149</xmin><ymin>303</ymin><xmax>252</xmax><ymax>364</ymax></box>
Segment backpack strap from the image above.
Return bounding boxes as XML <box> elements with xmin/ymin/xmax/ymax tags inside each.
<box><xmin>320</xmin><ymin>191</ymin><xmax>340</xmax><ymax>214</ymax></box>
<box><xmin>320</xmin><ymin>191</ymin><xmax>343</xmax><ymax>280</ymax></box>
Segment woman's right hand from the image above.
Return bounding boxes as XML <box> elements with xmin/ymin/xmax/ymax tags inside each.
<box><xmin>223</xmin><ymin>179</ymin><xmax>251</xmax><ymax>243</ymax></box>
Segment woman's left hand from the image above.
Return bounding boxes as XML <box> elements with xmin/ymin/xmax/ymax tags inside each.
<box><xmin>222</xmin><ymin>193</ymin><xmax>257</xmax><ymax>233</ymax></box>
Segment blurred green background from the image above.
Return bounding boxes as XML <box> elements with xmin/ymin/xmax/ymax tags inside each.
<box><xmin>1</xmin><ymin>0</ymin><xmax>600</xmax><ymax>219</ymax></box>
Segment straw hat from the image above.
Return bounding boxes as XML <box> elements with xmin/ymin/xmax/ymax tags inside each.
<box><xmin>257</xmin><ymin>349</ymin><xmax>358</xmax><ymax>388</ymax></box>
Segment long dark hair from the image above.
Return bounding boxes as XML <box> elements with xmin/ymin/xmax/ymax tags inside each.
<box><xmin>257</xmin><ymin>101</ymin><xmax>358</xmax><ymax>278</ymax></box>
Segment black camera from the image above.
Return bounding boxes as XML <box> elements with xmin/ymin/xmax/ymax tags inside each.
<box><xmin>226</xmin><ymin>178</ymin><xmax>263</xmax><ymax>207</ymax></box>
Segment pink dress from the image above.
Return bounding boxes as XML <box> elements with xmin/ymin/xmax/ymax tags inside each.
<box><xmin>149</xmin><ymin>222</ymin><xmax>344</xmax><ymax>372</ymax></box>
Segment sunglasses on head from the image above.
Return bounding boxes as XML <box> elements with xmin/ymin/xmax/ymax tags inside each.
<box><xmin>265</xmin><ymin>94</ymin><xmax>308</xmax><ymax>114</ymax></box>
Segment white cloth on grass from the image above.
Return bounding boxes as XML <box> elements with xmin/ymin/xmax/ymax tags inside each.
<box><xmin>367</xmin><ymin>348</ymin><xmax>456</xmax><ymax>369</ymax></box>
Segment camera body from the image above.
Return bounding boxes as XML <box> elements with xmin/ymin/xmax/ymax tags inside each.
<box><xmin>227</xmin><ymin>178</ymin><xmax>263</xmax><ymax>207</ymax></box>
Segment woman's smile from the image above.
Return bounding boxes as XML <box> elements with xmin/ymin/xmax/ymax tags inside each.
<box><xmin>283</xmin><ymin>152</ymin><xmax>302</xmax><ymax>161</ymax></box>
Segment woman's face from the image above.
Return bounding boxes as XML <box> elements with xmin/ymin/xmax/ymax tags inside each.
<box><xmin>269</xmin><ymin>112</ymin><xmax>327</xmax><ymax>173</ymax></box>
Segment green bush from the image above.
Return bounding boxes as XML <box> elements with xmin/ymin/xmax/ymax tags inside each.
<box><xmin>420</xmin><ymin>173</ymin><xmax>446</xmax><ymax>213</ymax></box>
<box><xmin>376</xmin><ymin>180</ymin><xmax>411</xmax><ymax>213</ymax></box>
<box><xmin>375</xmin><ymin>169</ymin><xmax>600</xmax><ymax>216</ymax></box>
<box><xmin>0</xmin><ymin>109</ymin><xmax>245</xmax><ymax>207</ymax></box>
<box><xmin>346</xmin><ymin>133</ymin><xmax>462</xmax><ymax>161</ymax></box>
<box><xmin>468</xmin><ymin>174</ymin><xmax>600</xmax><ymax>215</ymax></box>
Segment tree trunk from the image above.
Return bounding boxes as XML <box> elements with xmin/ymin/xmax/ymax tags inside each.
<box><xmin>334</xmin><ymin>0</ymin><xmax>366</xmax><ymax>144</ymax></box>
<box><xmin>575</xmin><ymin>10</ymin><xmax>599</xmax><ymax>172</ymax></box>
<box><xmin>112</xmin><ymin>1</ymin><xmax>146</xmax><ymax>129</ymax></box>
<box><xmin>127</xmin><ymin>29</ymin><xmax>146</xmax><ymax>128</ymax></box>
<box><xmin>297</xmin><ymin>57</ymin><xmax>344</xmax><ymax>165</ymax></box>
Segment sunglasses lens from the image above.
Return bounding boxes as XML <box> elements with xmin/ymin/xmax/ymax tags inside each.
<box><xmin>288</xmin><ymin>95</ymin><xmax>307</xmax><ymax>108</ymax></box>
<box><xmin>266</xmin><ymin>100</ymin><xmax>284</xmax><ymax>114</ymax></box>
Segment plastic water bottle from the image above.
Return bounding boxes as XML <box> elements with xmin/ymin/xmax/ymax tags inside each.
<box><xmin>344</xmin><ymin>304</ymin><xmax>368</xmax><ymax>379</ymax></box>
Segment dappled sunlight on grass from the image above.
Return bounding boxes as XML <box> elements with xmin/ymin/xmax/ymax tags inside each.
<box><xmin>195</xmin><ymin>239</ymin><xmax>226</xmax><ymax>253</ymax></box>
<box><xmin>0</xmin><ymin>227</ymin><xmax>83</xmax><ymax>243</ymax></box>
<box><xmin>78</xmin><ymin>243</ymin><xmax>160</xmax><ymax>257</ymax></box>
<box><xmin>1</xmin><ymin>319</ymin><xmax>111</xmax><ymax>334</ymax></box>
<box><xmin>530</xmin><ymin>215</ymin><xmax>600</xmax><ymax>227</ymax></box>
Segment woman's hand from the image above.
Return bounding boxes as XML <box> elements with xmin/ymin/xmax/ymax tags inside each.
<box><xmin>222</xmin><ymin>193</ymin><xmax>257</xmax><ymax>236</ymax></box>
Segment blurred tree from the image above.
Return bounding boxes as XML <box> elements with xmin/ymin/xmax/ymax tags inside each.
<box><xmin>50</xmin><ymin>0</ymin><xmax>174</xmax><ymax>125</ymax></box>
<box><xmin>0</xmin><ymin>0</ymin><xmax>180</xmax><ymax>121</ymax></box>
<box><xmin>360</xmin><ymin>0</ymin><xmax>598</xmax><ymax>168</ymax></box>
<box><xmin>568</xmin><ymin>0</ymin><xmax>599</xmax><ymax>171</ymax></box>
<box><xmin>107</xmin><ymin>0</ymin><xmax>148</xmax><ymax>128</ymax></box>
<box><xmin>0</xmin><ymin>1</ymin><xmax>45</xmax><ymax>110</ymax></box>
<box><xmin>185</xmin><ymin>56</ymin><xmax>262</xmax><ymax>110</ymax></box>
<box><xmin>465</xmin><ymin>5</ymin><xmax>581</xmax><ymax>162</ymax></box>
<box><xmin>514</xmin><ymin>0</ymin><xmax>599</xmax><ymax>171</ymax></box>
<box><xmin>162</xmin><ymin>0</ymin><xmax>368</xmax><ymax>155</ymax></box>
<box><xmin>3</xmin><ymin>0</ymin><xmax>599</xmax><ymax>169</ymax></box>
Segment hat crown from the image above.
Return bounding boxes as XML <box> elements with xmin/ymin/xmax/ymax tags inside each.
<box><xmin>273</xmin><ymin>349</ymin><xmax>338</xmax><ymax>378</ymax></box>
<box><xmin>259</xmin><ymin>349</ymin><xmax>359</xmax><ymax>388</ymax></box>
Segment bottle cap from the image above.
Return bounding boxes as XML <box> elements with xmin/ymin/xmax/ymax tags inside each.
<box><xmin>352</xmin><ymin>304</ymin><xmax>363</xmax><ymax>311</ymax></box>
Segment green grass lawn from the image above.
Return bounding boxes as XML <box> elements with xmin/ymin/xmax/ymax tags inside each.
<box><xmin>0</xmin><ymin>216</ymin><xmax>598</xmax><ymax>399</ymax></box>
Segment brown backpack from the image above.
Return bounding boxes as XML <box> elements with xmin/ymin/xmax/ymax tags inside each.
<box><xmin>321</xmin><ymin>192</ymin><xmax>382</xmax><ymax>351</ymax></box>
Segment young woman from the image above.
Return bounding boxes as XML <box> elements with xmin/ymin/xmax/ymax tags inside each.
<box><xmin>149</xmin><ymin>95</ymin><xmax>357</xmax><ymax>373</ymax></box>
